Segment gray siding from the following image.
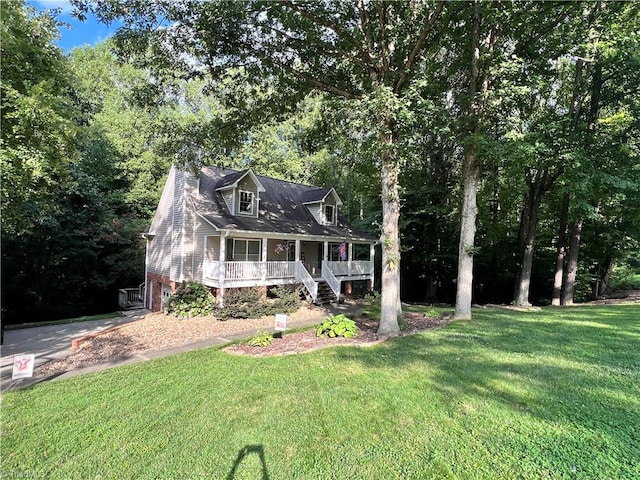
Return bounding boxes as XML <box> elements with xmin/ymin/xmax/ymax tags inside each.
<box><xmin>221</xmin><ymin>189</ymin><xmax>233</xmax><ymax>212</ymax></box>
<box><xmin>194</xmin><ymin>226</ymin><xmax>220</xmax><ymax>280</ymax></box>
<box><xmin>147</xmin><ymin>166</ymin><xmax>203</xmax><ymax>282</ymax></box>
<box><xmin>170</xmin><ymin>169</ymin><xmax>186</xmax><ymax>280</ymax></box>
<box><xmin>147</xmin><ymin>166</ymin><xmax>175</xmax><ymax>277</ymax></box>
<box><xmin>307</xmin><ymin>202</ymin><xmax>323</xmax><ymax>224</ymax></box>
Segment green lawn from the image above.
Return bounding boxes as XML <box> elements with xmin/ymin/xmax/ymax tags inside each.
<box><xmin>6</xmin><ymin>312</ymin><xmax>124</xmax><ymax>330</ymax></box>
<box><xmin>2</xmin><ymin>305</ymin><xmax>639</xmax><ymax>479</ymax></box>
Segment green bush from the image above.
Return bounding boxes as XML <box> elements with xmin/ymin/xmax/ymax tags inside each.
<box><xmin>362</xmin><ymin>291</ymin><xmax>381</xmax><ymax>320</ymax></box>
<box><xmin>165</xmin><ymin>282</ymin><xmax>214</xmax><ymax>318</ymax></box>
<box><xmin>218</xmin><ymin>285</ymin><xmax>303</xmax><ymax>320</ymax></box>
<box><xmin>316</xmin><ymin>314</ymin><xmax>358</xmax><ymax>338</ymax></box>
<box><xmin>424</xmin><ymin>308</ymin><xmax>440</xmax><ymax>318</ymax></box>
<box><xmin>246</xmin><ymin>331</ymin><xmax>274</xmax><ymax>347</ymax></box>
<box><xmin>218</xmin><ymin>287</ymin><xmax>262</xmax><ymax>320</ymax></box>
<box><xmin>610</xmin><ymin>262</ymin><xmax>640</xmax><ymax>290</ymax></box>
<box><xmin>270</xmin><ymin>285</ymin><xmax>303</xmax><ymax>312</ymax></box>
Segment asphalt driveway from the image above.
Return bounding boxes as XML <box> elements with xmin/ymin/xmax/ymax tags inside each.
<box><xmin>1</xmin><ymin>310</ymin><xmax>148</xmax><ymax>392</ymax></box>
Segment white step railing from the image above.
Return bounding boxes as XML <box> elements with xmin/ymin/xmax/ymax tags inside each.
<box><xmin>295</xmin><ymin>260</ymin><xmax>317</xmax><ymax>302</ymax></box>
<box><xmin>118</xmin><ymin>288</ymin><xmax>143</xmax><ymax>309</ymax></box>
<box><xmin>322</xmin><ymin>261</ymin><xmax>341</xmax><ymax>301</ymax></box>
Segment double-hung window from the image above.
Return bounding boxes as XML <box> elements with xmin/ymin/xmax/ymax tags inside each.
<box><xmin>239</xmin><ymin>190</ymin><xmax>253</xmax><ymax>214</ymax></box>
<box><xmin>232</xmin><ymin>239</ymin><xmax>261</xmax><ymax>262</ymax></box>
<box><xmin>324</xmin><ymin>204</ymin><xmax>335</xmax><ymax>224</ymax></box>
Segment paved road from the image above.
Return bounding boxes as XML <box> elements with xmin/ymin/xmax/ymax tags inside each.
<box><xmin>1</xmin><ymin>310</ymin><xmax>148</xmax><ymax>392</ymax></box>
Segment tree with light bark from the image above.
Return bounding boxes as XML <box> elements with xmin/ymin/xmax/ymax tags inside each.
<box><xmin>74</xmin><ymin>0</ymin><xmax>451</xmax><ymax>336</ymax></box>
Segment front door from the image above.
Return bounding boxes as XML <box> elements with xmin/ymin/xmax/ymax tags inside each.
<box><xmin>161</xmin><ymin>284</ymin><xmax>172</xmax><ymax>308</ymax></box>
<box><xmin>287</xmin><ymin>241</ymin><xmax>296</xmax><ymax>262</ymax></box>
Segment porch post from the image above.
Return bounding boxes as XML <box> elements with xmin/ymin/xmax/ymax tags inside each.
<box><xmin>348</xmin><ymin>242</ymin><xmax>353</xmax><ymax>275</ymax></box>
<box><xmin>203</xmin><ymin>236</ymin><xmax>209</xmax><ymax>283</ymax></box>
<box><xmin>261</xmin><ymin>237</ymin><xmax>268</xmax><ymax>281</ymax></box>
<box><xmin>295</xmin><ymin>239</ymin><xmax>301</xmax><ymax>262</ymax></box>
<box><xmin>219</xmin><ymin>233</ymin><xmax>227</xmax><ymax>298</ymax></box>
<box><xmin>323</xmin><ymin>240</ymin><xmax>329</xmax><ymax>277</ymax></box>
<box><xmin>369</xmin><ymin>243</ymin><xmax>375</xmax><ymax>292</ymax></box>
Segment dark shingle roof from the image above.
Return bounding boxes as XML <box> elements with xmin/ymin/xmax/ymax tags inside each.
<box><xmin>301</xmin><ymin>187</ymin><xmax>332</xmax><ymax>204</ymax></box>
<box><xmin>193</xmin><ymin>166</ymin><xmax>376</xmax><ymax>241</ymax></box>
<box><xmin>215</xmin><ymin>169</ymin><xmax>247</xmax><ymax>189</ymax></box>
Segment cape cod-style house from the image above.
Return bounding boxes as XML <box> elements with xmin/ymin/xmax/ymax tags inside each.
<box><xmin>140</xmin><ymin>165</ymin><xmax>377</xmax><ymax>311</ymax></box>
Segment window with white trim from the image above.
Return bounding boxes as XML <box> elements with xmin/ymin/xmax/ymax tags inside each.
<box><xmin>239</xmin><ymin>190</ymin><xmax>253</xmax><ymax>214</ymax></box>
<box><xmin>324</xmin><ymin>204</ymin><xmax>335</xmax><ymax>224</ymax></box>
<box><xmin>232</xmin><ymin>239</ymin><xmax>261</xmax><ymax>262</ymax></box>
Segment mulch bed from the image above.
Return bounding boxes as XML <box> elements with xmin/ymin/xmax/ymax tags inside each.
<box><xmin>224</xmin><ymin>312</ymin><xmax>451</xmax><ymax>357</ymax></box>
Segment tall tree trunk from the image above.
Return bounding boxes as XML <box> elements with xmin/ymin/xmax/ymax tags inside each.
<box><xmin>514</xmin><ymin>168</ymin><xmax>562</xmax><ymax>306</ymax></box>
<box><xmin>551</xmin><ymin>193</ymin><xmax>570</xmax><ymax>305</ymax></box>
<box><xmin>455</xmin><ymin>154</ymin><xmax>480</xmax><ymax>319</ymax></box>
<box><xmin>378</xmin><ymin>119</ymin><xmax>401</xmax><ymax>336</ymax></box>
<box><xmin>561</xmin><ymin>218</ymin><xmax>583</xmax><ymax>305</ymax></box>
<box><xmin>454</xmin><ymin>1</ymin><xmax>483</xmax><ymax>320</ymax></box>
<box><xmin>597</xmin><ymin>255</ymin><xmax>613</xmax><ymax>297</ymax></box>
<box><xmin>513</xmin><ymin>186</ymin><xmax>543</xmax><ymax>306</ymax></box>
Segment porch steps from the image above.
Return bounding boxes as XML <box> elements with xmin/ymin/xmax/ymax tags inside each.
<box><xmin>315</xmin><ymin>281</ymin><xmax>338</xmax><ymax>305</ymax></box>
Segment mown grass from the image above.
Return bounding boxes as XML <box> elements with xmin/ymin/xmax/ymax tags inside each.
<box><xmin>2</xmin><ymin>304</ymin><xmax>639</xmax><ymax>479</ymax></box>
<box><xmin>6</xmin><ymin>312</ymin><xmax>124</xmax><ymax>330</ymax></box>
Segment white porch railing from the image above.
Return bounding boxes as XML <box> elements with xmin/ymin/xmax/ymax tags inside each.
<box><xmin>322</xmin><ymin>261</ymin><xmax>341</xmax><ymax>300</ymax></box>
<box><xmin>296</xmin><ymin>260</ymin><xmax>318</xmax><ymax>302</ymax></box>
<box><xmin>204</xmin><ymin>260</ymin><xmax>296</xmax><ymax>281</ymax></box>
<box><xmin>267</xmin><ymin>261</ymin><xmax>296</xmax><ymax>278</ymax></box>
<box><xmin>205</xmin><ymin>260</ymin><xmax>373</xmax><ymax>282</ymax></box>
<box><xmin>324</xmin><ymin>260</ymin><xmax>372</xmax><ymax>276</ymax></box>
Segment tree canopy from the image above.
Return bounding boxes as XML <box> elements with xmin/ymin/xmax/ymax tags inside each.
<box><xmin>1</xmin><ymin>0</ymin><xmax>638</xmax><ymax>323</ymax></box>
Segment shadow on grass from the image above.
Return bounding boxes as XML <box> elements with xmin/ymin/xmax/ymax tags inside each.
<box><xmin>332</xmin><ymin>305</ymin><xmax>640</xmax><ymax>433</ymax></box>
<box><xmin>225</xmin><ymin>445</ymin><xmax>269</xmax><ymax>480</ymax></box>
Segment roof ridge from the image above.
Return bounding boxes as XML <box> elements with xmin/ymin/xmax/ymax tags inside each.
<box><xmin>202</xmin><ymin>164</ymin><xmax>325</xmax><ymax>190</ymax></box>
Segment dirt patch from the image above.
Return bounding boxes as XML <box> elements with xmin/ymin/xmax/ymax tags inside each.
<box><xmin>225</xmin><ymin>312</ymin><xmax>451</xmax><ymax>357</ymax></box>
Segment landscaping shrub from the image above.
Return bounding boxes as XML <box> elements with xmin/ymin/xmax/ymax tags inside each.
<box><xmin>270</xmin><ymin>285</ymin><xmax>303</xmax><ymax>312</ymax></box>
<box><xmin>245</xmin><ymin>331</ymin><xmax>274</xmax><ymax>347</ymax></box>
<box><xmin>218</xmin><ymin>285</ymin><xmax>303</xmax><ymax>320</ymax></box>
<box><xmin>218</xmin><ymin>287</ymin><xmax>262</xmax><ymax>319</ymax></box>
<box><xmin>316</xmin><ymin>314</ymin><xmax>358</xmax><ymax>338</ymax></box>
<box><xmin>164</xmin><ymin>282</ymin><xmax>214</xmax><ymax>318</ymax></box>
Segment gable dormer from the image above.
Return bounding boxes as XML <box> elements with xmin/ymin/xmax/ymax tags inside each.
<box><xmin>302</xmin><ymin>187</ymin><xmax>343</xmax><ymax>226</ymax></box>
<box><xmin>215</xmin><ymin>169</ymin><xmax>265</xmax><ymax>218</ymax></box>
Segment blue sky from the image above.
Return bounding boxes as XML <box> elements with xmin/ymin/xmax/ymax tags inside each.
<box><xmin>27</xmin><ymin>0</ymin><xmax>122</xmax><ymax>52</ymax></box>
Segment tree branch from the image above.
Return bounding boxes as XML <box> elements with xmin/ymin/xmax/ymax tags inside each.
<box><xmin>281</xmin><ymin>0</ymin><xmax>375</xmax><ymax>74</ymax></box>
<box><xmin>261</xmin><ymin>55</ymin><xmax>360</xmax><ymax>100</ymax></box>
<box><xmin>394</xmin><ymin>1</ymin><xmax>445</xmax><ymax>93</ymax></box>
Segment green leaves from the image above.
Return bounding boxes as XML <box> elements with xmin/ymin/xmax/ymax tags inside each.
<box><xmin>316</xmin><ymin>314</ymin><xmax>359</xmax><ymax>339</ymax></box>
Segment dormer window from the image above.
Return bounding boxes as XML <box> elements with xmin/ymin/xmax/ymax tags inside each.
<box><xmin>239</xmin><ymin>190</ymin><xmax>253</xmax><ymax>214</ymax></box>
<box><xmin>215</xmin><ymin>169</ymin><xmax>265</xmax><ymax>218</ymax></box>
<box><xmin>324</xmin><ymin>204</ymin><xmax>335</xmax><ymax>224</ymax></box>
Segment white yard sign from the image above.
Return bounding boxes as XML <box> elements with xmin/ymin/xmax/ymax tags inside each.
<box><xmin>12</xmin><ymin>354</ymin><xmax>35</xmax><ymax>380</ymax></box>
<box><xmin>274</xmin><ymin>314</ymin><xmax>287</xmax><ymax>332</ymax></box>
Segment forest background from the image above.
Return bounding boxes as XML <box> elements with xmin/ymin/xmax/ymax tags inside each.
<box><xmin>2</xmin><ymin>0</ymin><xmax>639</xmax><ymax>324</ymax></box>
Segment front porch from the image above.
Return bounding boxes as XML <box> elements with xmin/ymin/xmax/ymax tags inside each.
<box><xmin>203</xmin><ymin>251</ymin><xmax>373</xmax><ymax>304</ymax></box>
<box><xmin>200</xmin><ymin>234</ymin><xmax>374</xmax><ymax>304</ymax></box>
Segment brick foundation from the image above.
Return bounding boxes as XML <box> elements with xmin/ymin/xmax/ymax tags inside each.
<box><xmin>146</xmin><ymin>273</ymin><xmax>177</xmax><ymax>312</ymax></box>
